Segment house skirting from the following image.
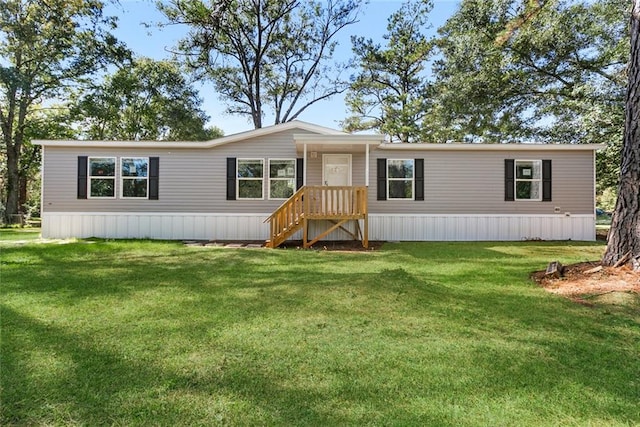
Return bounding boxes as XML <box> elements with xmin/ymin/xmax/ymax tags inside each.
<box><xmin>41</xmin><ymin>212</ymin><xmax>596</xmax><ymax>242</ymax></box>
<box><xmin>368</xmin><ymin>214</ymin><xmax>595</xmax><ymax>241</ymax></box>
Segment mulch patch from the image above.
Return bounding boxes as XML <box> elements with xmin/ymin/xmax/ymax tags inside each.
<box><xmin>184</xmin><ymin>240</ymin><xmax>384</xmax><ymax>251</ymax></box>
<box><xmin>277</xmin><ymin>240</ymin><xmax>385</xmax><ymax>251</ymax></box>
<box><xmin>531</xmin><ymin>261</ymin><xmax>640</xmax><ymax>306</ymax></box>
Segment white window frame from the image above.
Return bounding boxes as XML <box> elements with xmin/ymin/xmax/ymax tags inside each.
<box><xmin>237</xmin><ymin>158</ymin><xmax>264</xmax><ymax>200</ymax></box>
<box><xmin>268</xmin><ymin>158</ymin><xmax>296</xmax><ymax>200</ymax></box>
<box><xmin>88</xmin><ymin>157</ymin><xmax>116</xmax><ymax>199</ymax></box>
<box><xmin>514</xmin><ymin>159</ymin><xmax>542</xmax><ymax>201</ymax></box>
<box><xmin>387</xmin><ymin>159</ymin><xmax>415</xmax><ymax>200</ymax></box>
<box><xmin>120</xmin><ymin>157</ymin><xmax>149</xmax><ymax>199</ymax></box>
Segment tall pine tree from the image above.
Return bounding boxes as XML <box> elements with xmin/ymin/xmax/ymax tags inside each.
<box><xmin>602</xmin><ymin>0</ymin><xmax>640</xmax><ymax>267</ymax></box>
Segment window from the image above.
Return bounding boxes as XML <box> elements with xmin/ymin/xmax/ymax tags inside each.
<box><xmin>269</xmin><ymin>159</ymin><xmax>296</xmax><ymax>199</ymax></box>
<box><xmin>88</xmin><ymin>157</ymin><xmax>116</xmax><ymax>198</ymax></box>
<box><xmin>121</xmin><ymin>157</ymin><xmax>149</xmax><ymax>198</ymax></box>
<box><xmin>387</xmin><ymin>159</ymin><xmax>414</xmax><ymax>199</ymax></box>
<box><xmin>515</xmin><ymin>160</ymin><xmax>542</xmax><ymax>200</ymax></box>
<box><xmin>237</xmin><ymin>159</ymin><xmax>264</xmax><ymax>199</ymax></box>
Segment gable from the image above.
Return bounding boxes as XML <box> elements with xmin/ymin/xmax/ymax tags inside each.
<box><xmin>33</xmin><ymin>120</ymin><xmax>345</xmax><ymax>149</ymax></box>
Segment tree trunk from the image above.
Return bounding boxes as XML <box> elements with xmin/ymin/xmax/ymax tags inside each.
<box><xmin>4</xmin><ymin>143</ymin><xmax>21</xmax><ymax>224</ymax></box>
<box><xmin>19</xmin><ymin>175</ymin><xmax>28</xmax><ymax>215</ymax></box>
<box><xmin>602</xmin><ymin>1</ymin><xmax>640</xmax><ymax>266</ymax></box>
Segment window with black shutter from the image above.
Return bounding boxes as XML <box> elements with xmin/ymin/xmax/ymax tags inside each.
<box><xmin>226</xmin><ymin>157</ymin><xmax>237</xmax><ymax>200</ymax></box>
<box><xmin>415</xmin><ymin>158</ymin><xmax>424</xmax><ymax>201</ymax></box>
<box><xmin>377</xmin><ymin>158</ymin><xmax>387</xmax><ymax>200</ymax></box>
<box><xmin>149</xmin><ymin>157</ymin><xmax>159</xmax><ymax>200</ymax></box>
<box><xmin>506</xmin><ymin>159</ymin><xmax>551</xmax><ymax>201</ymax></box>
<box><xmin>77</xmin><ymin>156</ymin><xmax>88</xmax><ymax>199</ymax></box>
<box><xmin>542</xmin><ymin>159</ymin><xmax>552</xmax><ymax>201</ymax></box>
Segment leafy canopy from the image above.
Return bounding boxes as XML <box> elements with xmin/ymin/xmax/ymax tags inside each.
<box><xmin>433</xmin><ymin>0</ymin><xmax>627</xmax><ymax>145</ymax></box>
<box><xmin>0</xmin><ymin>0</ymin><xmax>128</xmax><ymax>221</ymax></box>
<box><xmin>72</xmin><ymin>57</ymin><xmax>223</xmax><ymax>141</ymax></box>
<box><xmin>344</xmin><ymin>0</ymin><xmax>435</xmax><ymax>143</ymax></box>
<box><xmin>158</xmin><ymin>0</ymin><xmax>363</xmax><ymax>128</ymax></box>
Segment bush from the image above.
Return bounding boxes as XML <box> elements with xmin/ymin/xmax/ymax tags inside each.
<box><xmin>597</xmin><ymin>187</ymin><xmax>617</xmax><ymax>212</ymax></box>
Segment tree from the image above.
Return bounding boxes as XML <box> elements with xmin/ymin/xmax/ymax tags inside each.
<box><xmin>0</xmin><ymin>0</ymin><xmax>127</xmax><ymax>223</ymax></box>
<box><xmin>20</xmin><ymin>107</ymin><xmax>76</xmax><ymax>218</ymax></box>
<box><xmin>343</xmin><ymin>0</ymin><xmax>434</xmax><ymax>143</ymax></box>
<box><xmin>602</xmin><ymin>1</ymin><xmax>640</xmax><ymax>267</ymax></box>
<box><xmin>158</xmin><ymin>0</ymin><xmax>362</xmax><ymax>129</ymax></box>
<box><xmin>433</xmin><ymin>0</ymin><xmax>627</xmax><ymax>147</ymax></box>
<box><xmin>73</xmin><ymin>57</ymin><xmax>223</xmax><ymax>141</ymax></box>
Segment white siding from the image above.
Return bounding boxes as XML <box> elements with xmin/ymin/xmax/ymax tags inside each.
<box><xmin>369</xmin><ymin>150</ymin><xmax>595</xmax><ymax>215</ymax></box>
<box><xmin>42</xmin><ymin>213</ymin><xmax>272</xmax><ymax>240</ymax></box>
<box><xmin>369</xmin><ymin>214</ymin><xmax>595</xmax><ymax>241</ymax></box>
<box><xmin>40</xmin><ymin>128</ymin><xmax>598</xmax><ymax>242</ymax></box>
<box><xmin>41</xmin><ymin>129</ymin><xmax>315</xmax><ymax>214</ymax></box>
<box><xmin>42</xmin><ymin>212</ymin><xmax>595</xmax><ymax>241</ymax></box>
<box><xmin>43</xmin><ymin>139</ymin><xmax>595</xmax><ymax>217</ymax></box>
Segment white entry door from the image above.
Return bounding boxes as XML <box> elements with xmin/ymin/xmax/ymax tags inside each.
<box><xmin>323</xmin><ymin>154</ymin><xmax>352</xmax><ymax>186</ymax></box>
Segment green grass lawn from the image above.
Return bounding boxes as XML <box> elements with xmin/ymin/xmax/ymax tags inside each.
<box><xmin>0</xmin><ymin>227</ymin><xmax>41</xmax><ymax>242</ymax></box>
<box><xmin>1</xmin><ymin>238</ymin><xmax>638</xmax><ymax>426</ymax></box>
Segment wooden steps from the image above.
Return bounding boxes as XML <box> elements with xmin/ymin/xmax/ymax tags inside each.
<box><xmin>264</xmin><ymin>186</ymin><xmax>368</xmax><ymax>249</ymax></box>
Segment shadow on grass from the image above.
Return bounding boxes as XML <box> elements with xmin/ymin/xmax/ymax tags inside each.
<box><xmin>1</xmin><ymin>304</ymin><xmax>161</xmax><ymax>424</ymax></box>
<box><xmin>2</xmin><ymin>239</ymin><xmax>637</xmax><ymax>425</ymax></box>
<box><xmin>2</xmin><ymin>300</ymin><xmax>432</xmax><ymax>425</ymax></box>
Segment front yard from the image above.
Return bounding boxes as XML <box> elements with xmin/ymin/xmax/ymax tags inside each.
<box><xmin>1</xmin><ymin>234</ymin><xmax>638</xmax><ymax>426</ymax></box>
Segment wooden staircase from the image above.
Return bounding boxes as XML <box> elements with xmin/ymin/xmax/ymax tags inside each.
<box><xmin>265</xmin><ymin>186</ymin><xmax>368</xmax><ymax>249</ymax></box>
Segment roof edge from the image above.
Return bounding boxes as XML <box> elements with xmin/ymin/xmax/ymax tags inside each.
<box><xmin>379</xmin><ymin>143</ymin><xmax>606</xmax><ymax>151</ymax></box>
<box><xmin>34</xmin><ymin>120</ymin><xmax>345</xmax><ymax>148</ymax></box>
<box><xmin>293</xmin><ymin>133</ymin><xmax>385</xmax><ymax>145</ymax></box>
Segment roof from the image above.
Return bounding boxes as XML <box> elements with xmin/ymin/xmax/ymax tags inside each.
<box><xmin>379</xmin><ymin>143</ymin><xmax>605</xmax><ymax>151</ymax></box>
<box><xmin>293</xmin><ymin>133</ymin><xmax>384</xmax><ymax>153</ymax></box>
<box><xmin>33</xmin><ymin>120</ymin><xmax>345</xmax><ymax>148</ymax></box>
<box><xmin>33</xmin><ymin>119</ymin><xmax>605</xmax><ymax>152</ymax></box>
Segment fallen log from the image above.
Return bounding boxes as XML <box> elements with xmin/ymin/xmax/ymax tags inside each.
<box><xmin>584</xmin><ymin>265</ymin><xmax>603</xmax><ymax>274</ymax></box>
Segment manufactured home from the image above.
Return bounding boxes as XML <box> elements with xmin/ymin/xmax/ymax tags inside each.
<box><xmin>35</xmin><ymin>121</ymin><xmax>602</xmax><ymax>247</ymax></box>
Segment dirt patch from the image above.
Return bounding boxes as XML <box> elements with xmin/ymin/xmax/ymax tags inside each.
<box><xmin>531</xmin><ymin>261</ymin><xmax>640</xmax><ymax>307</ymax></box>
<box><xmin>278</xmin><ymin>240</ymin><xmax>385</xmax><ymax>252</ymax></box>
<box><xmin>183</xmin><ymin>240</ymin><xmax>385</xmax><ymax>251</ymax></box>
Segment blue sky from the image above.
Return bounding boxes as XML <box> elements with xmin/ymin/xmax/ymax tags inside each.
<box><xmin>106</xmin><ymin>0</ymin><xmax>460</xmax><ymax>135</ymax></box>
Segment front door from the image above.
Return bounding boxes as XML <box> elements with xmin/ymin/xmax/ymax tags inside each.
<box><xmin>322</xmin><ymin>154</ymin><xmax>352</xmax><ymax>214</ymax></box>
<box><xmin>323</xmin><ymin>154</ymin><xmax>351</xmax><ymax>186</ymax></box>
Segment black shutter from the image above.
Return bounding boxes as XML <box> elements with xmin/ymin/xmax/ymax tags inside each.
<box><xmin>504</xmin><ymin>159</ymin><xmax>515</xmax><ymax>201</ymax></box>
<box><xmin>296</xmin><ymin>158</ymin><xmax>304</xmax><ymax>190</ymax></box>
<box><xmin>227</xmin><ymin>157</ymin><xmax>237</xmax><ymax>200</ymax></box>
<box><xmin>149</xmin><ymin>157</ymin><xmax>159</xmax><ymax>200</ymax></box>
<box><xmin>542</xmin><ymin>159</ymin><xmax>552</xmax><ymax>201</ymax></box>
<box><xmin>77</xmin><ymin>156</ymin><xmax>88</xmax><ymax>199</ymax></box>
<box><xmin>414</xmin><ymin>158</ymin><xmax>424</xmax><ymax>201</ymax></box>
<box><xmin>377</xmin><ymin>158</ymin><xmax>387</xmax><ymax>200</ymax></box>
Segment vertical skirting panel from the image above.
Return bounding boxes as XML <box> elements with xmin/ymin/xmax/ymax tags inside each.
<box><xmin>368</xmin><ymin>214</ymin><xmax>595</xmax><ymax>241</ymax></box>
<box><xmin>42</xmin><ymin>213</ymin><xmax>273</xmax><ymax>240</ymax></box>
<box><xmin>41</xmin><ymin>213</ymin><xmax>596</xmax><ymax>241</ymax></box>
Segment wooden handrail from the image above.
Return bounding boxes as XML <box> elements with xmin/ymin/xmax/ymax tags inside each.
<box><xmin>265</xmin><ymin>186</ymin><xmax>368</xmax><ymax>248</ymax></box>
<box><xmin>264</xmin><ymin>185</ymin><xmax>306</xmax><ymax>223</ymax></box>
<box><xmin>304</xmin><ymin>186</ymin><xmax>368</xmax><ymax>217</ymax></box>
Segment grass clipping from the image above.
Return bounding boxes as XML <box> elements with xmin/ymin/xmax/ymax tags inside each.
<box><xmin>532</xmin><ymin>261</ymin><xmax>640</xmax><ymax>307</ymax></box>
